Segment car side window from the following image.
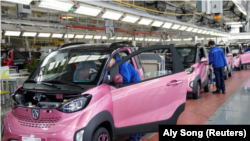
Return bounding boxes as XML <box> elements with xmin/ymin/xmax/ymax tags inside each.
<box><xmin>110</xmin><ymin>48</ymin><xmax>175</xmax><ymax>87</ymax></box>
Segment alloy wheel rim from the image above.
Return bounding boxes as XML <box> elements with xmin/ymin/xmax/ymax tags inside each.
<box><xmin>98</xmin><ymin>134</ymin><xmax>108</xmax><ymax>141</ymax></box>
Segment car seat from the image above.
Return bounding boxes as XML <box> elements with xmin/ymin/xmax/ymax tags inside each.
<box><xmin>73</xmin><ymin>61</ymin><xmax>97</xmax><ymax>81</ymax></box>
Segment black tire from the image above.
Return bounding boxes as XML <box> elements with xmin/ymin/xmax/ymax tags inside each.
<box><xmin>193</xmin><ymin>82</ymin><xmax>201</xmax><ymax>99</ymax></box>
<box><xmin>92</xmin><ymin>127</ymin><xmax>110</xmax><ymax>141</ymax></box>
<box><xmin>224</xmin><ymin>70</ymin><xmax>228</xmax><ymax>80</ymax></box>
<box><xmin>238</xmin><ymin>61</ymin><xmax>242</xmax><ymax>71</ymax></box>
<box><xmin>228</xmin><ymin>67</ymin><xmax>232</xmax><ymax>77</ymax></box>
<box><xmin>204</xmin><ymin>81</ymin><xmax>209</xmax><ymax>92</ymax></box>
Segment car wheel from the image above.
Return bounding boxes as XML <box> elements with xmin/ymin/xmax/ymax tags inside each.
<box><xmin>238</xmin><ymin>61</ymin><xmax>242</xmax><ymax>71</ymax></box>
<box><xmin>93</xmin><ymin>127</ymin><xmax>110</xmax><ymax>141</ymax></box>
<box><xmin>224</xmin><ymin>70</ymin><xmax>228</xmax><ymax>80</ymax></box>
<box><xmin>193</xmin><ymin>82</ymin><xmax>201</xmax><ymax>99</ymax></box>
<box><xmin>204</xmin><ymin>81</ymin><xmax>209</xmax><ymax>92</ymax></box>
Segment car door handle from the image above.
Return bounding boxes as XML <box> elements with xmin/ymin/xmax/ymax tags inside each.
<box><xmin>167</xmin><ymin>80</ymin><xmax>183</xmax><ymax>86</ymax></box>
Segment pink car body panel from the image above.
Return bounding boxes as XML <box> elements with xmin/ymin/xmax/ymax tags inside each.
<box><xmin>3</xmin><ymin>84</ymin><xmax>113</xmax><ymax>141</ymax></box>
<box><xmin>241</xmin><ymin>51</ymin><xmax>250</xmax><ymax>65</ymax></box>
<box><xmin>111</xmin><ymin>72</ymin><xmax>187</xmax><ymax>127</ymax></box>
<box><xmin>234</xmin><ymin>55</ymin><xmax>241</xmax><ymax>68</ymax></box>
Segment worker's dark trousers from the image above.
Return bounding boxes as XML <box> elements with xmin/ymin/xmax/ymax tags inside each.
<box><xmin>214</xmin><ymin>67</ymin><xmax>225</xmax><ymax>92</ymax></box>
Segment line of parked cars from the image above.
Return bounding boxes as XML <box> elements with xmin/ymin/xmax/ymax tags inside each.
<box><xmin>2</xmin><ymin>41</ymin><xmax>250</xmax><ymax>141</ymax></box>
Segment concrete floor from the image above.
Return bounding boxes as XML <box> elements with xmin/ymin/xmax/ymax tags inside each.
<box><xmin>1</xmin><ymin>69</ymin><xmax>250</xmax><ymax>141</ymax></box>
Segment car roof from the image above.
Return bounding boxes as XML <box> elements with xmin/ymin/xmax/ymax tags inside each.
<box><xmin>174</xmin><ymin>43</ymin><xmax>203</xmax><ymax>48</ymax></box>
<box><xmin>58</xmin><ymin>41</ymin><xmax>134</xmax><ymax>51</ymax></box>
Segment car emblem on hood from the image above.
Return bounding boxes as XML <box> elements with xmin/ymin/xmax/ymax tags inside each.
<box><xmin>32</xmin><ymin>109</ymin><xmax>40</xmax><ymax>120</ymax></box>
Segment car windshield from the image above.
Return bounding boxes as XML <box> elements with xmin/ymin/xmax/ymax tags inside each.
<box><xmin>28</xmin><ymin>47</ymin><xmax>110</xmax><ymax>85</ymax></box>
<box><xmin>229</xmin><ymin>45</ymin><xmax>240</xmax><ymax>55</ymax></box>
<box><xmin>176</xmin><ymin>47</ymin><xmax>196</xmax><ymax>63</ymax></box>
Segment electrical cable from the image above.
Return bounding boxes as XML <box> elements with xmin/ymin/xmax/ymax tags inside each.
<box><xmin>114</xmin><ymin>0</ymin><xmax>215</xmax><ymax>16</ymax></box>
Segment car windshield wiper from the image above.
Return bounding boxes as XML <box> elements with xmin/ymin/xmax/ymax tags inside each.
<box><xmin>25</xmin><ymin>79</ymin><xmax>61</xmax><ymax>89</ymax></box>
<box><xmin>42</xmin><ymin>80</ymin><xmax>84</xmax><ymax>90</ymax></box>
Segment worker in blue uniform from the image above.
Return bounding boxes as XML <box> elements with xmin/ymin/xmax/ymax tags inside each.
<box><xmin>108</xmin><ymin>56</ymin><xmax>142</xmax><ymax>141</ymax></box>
<box><xmin>208</xmin><ymin>40</ymin><xmax>227</xmax><ymax>94</ymax></box>
<box><xmin>245</xmin><ymin>45</ymin><xmax>250</xmax><ymax>53</ymax></box>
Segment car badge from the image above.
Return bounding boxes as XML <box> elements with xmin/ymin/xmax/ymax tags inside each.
<box><xmin>32</xmin><ymin>109</ymin><xmax>40</xmax><ymax>120</ymax></box>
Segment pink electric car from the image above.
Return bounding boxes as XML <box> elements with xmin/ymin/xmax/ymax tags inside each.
<box><xmin>161</xmin><ymin>43</ymin><xmax>210</xmax><ymax>99</ymax></box>
<box><xmin>230</xmin><ymin>43</ymin><xmax>250</xmax><ymax>70</ymax></box>
<box><xmin>2</xmin><ymin>42</ymin><xmax>188</xmax><ymax>141</ymax></box>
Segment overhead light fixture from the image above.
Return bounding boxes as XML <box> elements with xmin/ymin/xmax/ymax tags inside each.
<box><xmin>183</xmin><ymin>38</ymin><xmax>192</xmax><ymax>41</ymax></box>
<box><xmin>102</xmin><ymin>9</ymin><xmax>123</xmax><ymax>20</ymax></box>
<box><xmin>138</xmin><ymin>18</ymin><xmax>153</xmax><ymax>25</ymax></box>
<box><xmin>155</xmin><ymin>39</ymin><xmax>160</xmax><ymax>42</ymax></box>
<box><xmin>62</xmin><ymin>16</ymin><xmax>74</xmax><ymax>19</ymax></box>
<box><xmin>206</xmin><ymin>31</ymin><xmax>211</xmax><ymax>35</ymax></box>
<box><xmin>102</xmin><ymin>36</ymin><xmax>107</xmax><ymax>39</ymax></box>
<box><xmin>148</xmin><ymin>38</ymin><xmax>153</xmax><ymax>41</ymax></box>
<box><xmin>162</xmin><ymin>22</ymin><xmax>173</xmax><ymax>28</ymax></box>
<box><xmin>230</xmin><ymin>25</ymin><xmax>243</xmax><ymax>27</ymax></box>
<box><xmin>122</xmin><ymin>37</ymin><xmax>128</xmax><ymax>40</ymax></box>
<box><xmin>192</xmin><ymin>28</ymin><xmax>198</xmax><ymax>33</ymax></box>
<box><xmin>4</xmin><ymin>31</ymin><xmax>21</xmax><ymax>36</ymax></box>
<box><xmin>151</xmin><ymin>20</ymin><xmax>164</xmax><ymax>27</ymax></box>
<box><xmin>139</xmin><ymin>38</ymin><xmax>144</xmax><ymax>41</ymax></box>
<box><xmin>52</xmin><ymin>33</ymin><xmax>63</xmax><ymax>38</ymax></box>
<box><xmin>145</xmin><ymin>38</ymin><xmax>149</xmax><ymax>41</ymax></box>
<box><xmin>3</xmin><ymin>0</ymin><xmax>32</xmax><ymax>5</ymax></box>
<box><xmin>152</xmin><ymin>39</ymin><xmax>157</xmax><ymax>41</ymax></box>
<box><xmin>36</xmin><ymin>0</ymin><xmax>74</xmax><ymax>12</ymax></box>
<box><xmin>197</xmin><ymin>38</ymin><xmax>204</xmax><ymax>40</ymax></box>
<box><xmin>116</xmin><ymin>37</ymin><xmax>122</xmax><ymax>40</ymax></box>
<box><xmin>64</xmin><ymin>34</ymin><xmax>74</xmax><ymax>38</ymax></box>
<box><xmin>74</xmin><ymin>4</ymin><xmax>102</xmax><ymax>17</ymax></box>
<box><xmin>173</xmin><ymin>39</ymin><xmax>182</xmax><ymax>41</ymax></box>
<box><xmin>197</xmin><ymin>29</ymin><xmax>203</xmax><ymax>33</ymax></box>
<box><xmin>85</xmin><ymin>35</ymin><xmax>93</xmax><ymax>39</ymax></box>
<box><xmin>121</xmin><ymin>14</ymin><xmax>140</xmax><ymax>23</ymax></box>
<box><xmin>186</xmin><ymin>27</ymin><xmax>193</xmax><ymax>31</ymax></box>
<box><xmin>135</xmin><ymin>37</ymin><xmax>139</xmax><ymax>41</ymax></box>
<box><xmin>22</xmin><ymin>32</ymin><xmax>37</xmax><ymax>37</ymax></box>
<box><xmin>179</xmin><ymin>26</ymin><xmax>187</xmax><ymax>31</ymax></box>
<box><xmin>94</xmin><ymin>35</ymin><xmax>102</xmax><ymax>39</ymax></box>
<box><xmin>128</xmin><ymin>37</ymin><xmax>133</xmax><ymax>40</ymax></box>
<box><xmin>202</xmin><ymin>30</ymin><xmax>207</xmax><ymax>34</ymax></box>
<box><xmin>75</xmin><ymin>35</ymin><xmax>84</xmax><ymax>38</ymax></box>
<box><xmin>37</xmin><ymin>33</ymin><xmax>51</xmax><ymax>37</ymax></box>
<box><xmin>109</xmin><ymin>37</ymin><xmax>115</xmax><ymax>39</ymax></box>
<box><xmin>171</xmin><ymin>24</ymin><xmax>181</xmax><ymax>30</ymax></box>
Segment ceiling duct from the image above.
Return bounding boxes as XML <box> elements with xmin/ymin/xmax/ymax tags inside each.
<box><xmin>194</xmin><ymin>15</ymin><xmax>209</xmax><ymax>26</ymax></box>
<box><xmin>144</xmin><ymin>1</ymin><xmax>167</xmax><ymax>15</ymax></box>
<box><xmin>175</xmin><ymin>4</ymin><xmax>193</xmax><ymax>22</ymax></box>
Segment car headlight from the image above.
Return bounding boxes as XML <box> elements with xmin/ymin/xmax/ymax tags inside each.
<box><xmin>190</xmin><ymin>81</ymin><xmax>194</xmax><ymax>88</ymax></box>
<box><xmin>57</xmin><ymin>94</ymin><xmax>92</xmax><ymax>113</ymax></box>
<box><xmin>185</xmin><ymin>67</ymin><xmax>194</xmax><ymax>74</ymax></box>
<box><xmin>1</xmin><ymin>121</ymin><xmax>4</xmax><ymax>138</ymax></box>
<box><xmin>74</xmin><ymin>130</ymin><xmax>84</xmax><ymax>141</ymax></box>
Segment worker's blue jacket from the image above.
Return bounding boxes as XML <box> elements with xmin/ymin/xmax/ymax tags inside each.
<box><xmin>209</xmin><ymin>46</ymin><xmax>227</xmax><ymax>68</ymax></box>
<box><xmin>115</xmin><ymin>58</ymin><xmax>141</xmax><ymax>84</ymax></box>
<box><xmin>245</xmin><ymin>48</ymin><xmax>250</xmax><ymax>53</ymax></box>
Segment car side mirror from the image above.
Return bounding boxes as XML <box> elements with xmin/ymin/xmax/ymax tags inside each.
<box><xmin>201</xmin><ymin>58</ymin><xmax>208</xmax><ymax>63</ymax></box>
<box><xmin>112</xmin><ymin>74</ymin><xmax>123</xmax><ymax>85</ymax></box>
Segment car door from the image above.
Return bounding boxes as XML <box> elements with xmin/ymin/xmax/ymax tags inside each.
<box><xmin>241</xmin><ymin>51</ymin><xmax>250</xmax><ymax>65</ymax></box>
<box><xmin>109</xmin><ymin>45</ymin><xmax>187</xmax><ymax>134</ymax></box>
<box><xmin>199</xmin><ymin>47</ymin><xmax>209</xmax><ymax>84</ymax></box>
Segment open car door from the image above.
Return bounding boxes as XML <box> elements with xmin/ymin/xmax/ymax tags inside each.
<box><xmin>241</xmin><ymin>51</ymin><xmax>250</xmax><ymax>65</ymax></box>
<box><xmin>109</xmin><ymin>45</ymin><xmax>188</xmax><ymax>135</ymax></box>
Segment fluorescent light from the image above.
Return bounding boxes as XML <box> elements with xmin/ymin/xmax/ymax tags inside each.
<box><xmin>162</xmin><ymin>22</ymin><xmax>173</xmax><ymax>28</ymax></box>
<box><xmin>197</xmin><ymin>29</ymin><xmax>203</xmax><ymax>33</ymax></box>
<box><xmin>4</xmin><ymin>31</ymin><xmax>21</xmax><ymax>36</ymax></box>
<box><xmin>102</xmin><ymin>9</ymin><xmax>123</xmax><ymax>20</ymax></box>
<box><xmin>145</xmin><ymin>38</ymin><xmax>149</xmax><ymax>41</ymax></box>
<box><xmin>52</xmin><ymin>33</ymin><xmax>63</xmax><ymax>38</ymax></box>
<box><xmin>206</xmin><ymin>31</ymin><xmax>211</xmax><ymax>35</ymax></box>
<box><xmin>148</xmin><ymin>39</ymin><xmax>152</xmax><ymax>41</ymax></box>
<box><xmin>109</xmin><ymin>37</ymin><xmax>115</xmax><ymax>39</ymax></box>
<box><xmin>102</xmin><ymin>36</ymin><xmax>107</xmax><ymax>39</ymax></box>
<box><xmin>3</xmin><ymin>0</ymin><xmax>32</xmax><ymax>5</ymax></box>
<box><xmin>171</xmin><ymin>24</ymin><xmax>181</xmax><ymax>30</ymax></box>
<box><xmin>22</xmin><ymin>32</ymin><xmax>37</xmax><ymax>37</ymax></box>
<box><xmin>151</xmin><ymin>20</ymin><xmax>164</xmax><ymax>27</ymax></box>
<box><xmin>75</xmin><ymin>35</ymin><xmax>84</xmax><ymax>38</ymax></box>
<box><xmin>138</xmin><ymin>18</ymin><xmax>153</xmax><ymax>25</ymax></box>
<box><xmin>74</xmin><ymin>4</ymin><xmax>102</xmax><ymax>17</ymax></box>
<box><xmin>186</xmin><ymin>27</ymin><xmax>193</xmax><ymax>31</ymax></box>
<box><xmin>155</xmin><ymin>39</ymin><xmax>160</xmax><ymax>42</ymax></box>
<box><xmin>128</xmin><ymin>37</ymin><xmax>133</xmax><ymax>40</ymax></box>
<box><xmin>94</xmin><ymin>36</ymin><xmax>102</xmax><ymax>39</ymax></box>
<box><xmin>183</xmin><ymin>38</ymin><xmax>192</xmax><ymax>41</ymax></box>
<box><xmin>85</xmin><ymin>35</ymin><xmax>93</xmax><ymax>39</ymax></box>
<box><xmin>116</xmin><ymin>37</ymin><xmax>122</xmax><ymax>40</ymax></box>
<box><xmin>173</xmin><ymin>39</ymin><xmax>182</xmax><ymax>41</ymax></box>
<box><xmin>36</xmin><ymin>0</ymin><xmax>74</xmax><ymax>12</ymax></box>
<box><xmin>64</xmin><ymin>34</ymin><xmax>74</xmax><ymax>38</ymax></box>
<box><xmin>231</xmin><ymin>25</ymin><xmax>243</xmax><ymax>27</ymax></box>
<box><xmin>122</xmin><ymin>14</ymin><xmax>140</xmax><ymax>23</ymax></box>
<box><xmin>152</xmin><ymin>39</ymin><xmax>157</xmax><ymax>41</ymax></box>
<box><xmin>122</xmin><ymin>37</ymin><xmax>128</xmax><ymax>40</ymax></box>
<box><xmin>202</xmin><ymin>30</ymin><xmax>207</xmax><ymax>34</ymax></box>
<box><xmin>179</xmin><ymin>26</ymin><xmax>187</xmax><ymax>31</ymax></box>
<box><xmin>139</xmin><ymin>38</ymin><xmax>144</xmax><ymax>41</ymax></box>
<box><xmin>197</xmin><ymin>38</ymin><xmax>204</xmax><ymax>40</ymax></box>
<box><xmin>192</xmin><ymin>28</ymin><xmax>198</xmax><ymax>33</ymax></box>
<box><xmin>38</xmin><ymin>33</ymin><xmax>51</xmax><ymax>37</ymax></box>
<box><xmin>210</xmin><ymin>31</ymin><xmax>214</xmax><ymax>35</ymax></box>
